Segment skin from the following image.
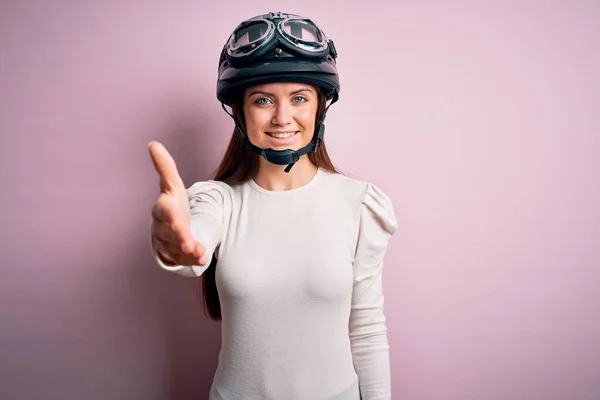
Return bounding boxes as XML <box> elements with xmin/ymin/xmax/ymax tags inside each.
<box><xmin>149</xmin><ymin>82</ymin><xmax>321</xmax><ymax>266</ymax></box>
<box><xmin>243</xmin><ymin>82</ymin><xmax>320</xmax><ymax>192</ymax></box>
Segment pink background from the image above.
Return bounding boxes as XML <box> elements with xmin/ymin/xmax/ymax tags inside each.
<box><xmin>1</xmin><ymin>1</ymin><xmax>599</xmax><ymax>399</ymax></box>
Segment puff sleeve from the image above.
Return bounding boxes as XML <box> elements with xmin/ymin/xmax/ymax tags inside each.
<box><xmin>150</xmin><ymin>181</ymin><xmax>231</xmax><ymax>278</ymax></box>
<box><xmin>350</xmin><ymin>183</ymin><xmax>398</xmax><ymax>400</ymax></box>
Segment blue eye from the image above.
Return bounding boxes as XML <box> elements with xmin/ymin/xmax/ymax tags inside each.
<box><xmin>254</xmin><ymin>97</ymin><xmax>272</xmax><ymax>105</ymax></box>
<box><xmin>294</xmin><ymin>96</ymin><xmax>307</xmax><ymax>103</ymax></box>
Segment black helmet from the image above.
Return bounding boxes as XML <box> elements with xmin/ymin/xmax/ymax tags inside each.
<box><xmin>216</xmin><ymin>12</ymin><xmax>340</xmax><ymax>172</ymax></box>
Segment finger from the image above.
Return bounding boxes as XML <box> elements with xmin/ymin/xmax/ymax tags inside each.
<box><xmin>183</xmin><ymin>252</ymin><xmax>207</xmax><ymax>266</ymax></box>
<box><xmin>154</xmin><ymin>235</ymin><xmax>183</xmax><ymax>258</ymax></box>
<box><xmin>169</xmin><ymin>249</ymin><xmax>207</xmax><ymax>267</ymax></box>
<box><xmin>155</xmin><ymin>221</ymin><xmax>206</xmax><ymax>259</ymax></box>
<box><xmin>192</xmin><ymin>241</ymin><xmax>206</xmax><ymax>259</ymax></box>
<box><xmin>148</xmin><ymin>141</ymin><xmax>183</xmax><ymax>193</ymax></box>
<box><xmin>170</xmin><ymin>220</ymin><xmax>199</xmax><ymax>254</ymax></box>
<box><xmin>153</xmin><ymin>237</ymin><xmax>179</xmax><ymax>265</ymax></box>
<box><xmin>168</xmin><ymin>239</ymin><xmax>208</xmax><ymax>266</ymax></box>
<box><xmin>156</xmin><ymin>249</ymin><xmax>178</xmax><ymax>266</ymax></box>
<box><xmin>156</xmin><ymin>238</ymin><xmax>209</xmax><ymax>267</ymax></box>
<box><xmin>199</xmin><ymin>254</ymin><xmax>209</xmax><ymax>266</ymax></box>
<box><xmin>154</xmin><ymin>222</ymin><xmax>189</xmax><ymax>254</ymax></box>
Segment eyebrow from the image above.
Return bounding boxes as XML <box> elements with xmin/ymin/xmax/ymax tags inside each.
<box><xmin>247</xmin><ymin>88</ymin><xmax>314</xmax><ymax>97</ymax></box>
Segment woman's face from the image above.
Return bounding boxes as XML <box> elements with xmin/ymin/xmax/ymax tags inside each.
<box><xmin>243</xmin><ymin>82</ymin><xmax>319</xmax><ymax>151</ymax></box>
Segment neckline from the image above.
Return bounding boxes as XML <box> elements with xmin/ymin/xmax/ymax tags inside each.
<box><xmin>248</xmin><ymin>168</ymin><xmax>324</xmax><ymax>195</ymax></box>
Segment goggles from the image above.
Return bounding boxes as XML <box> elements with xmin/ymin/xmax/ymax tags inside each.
<box><xmin>225</xmin><ymin>12</ymin><xmax>337</xmax><ymax>62</ymax></box>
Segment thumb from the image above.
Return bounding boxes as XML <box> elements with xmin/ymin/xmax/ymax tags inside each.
<box><xmin>148</xmin><ymin>141</ymin><xmax>183</xmax><ymax>193</ymax></box>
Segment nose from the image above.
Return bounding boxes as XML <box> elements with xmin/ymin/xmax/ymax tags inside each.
<box><xmin>271</xmin><ymin>102</ymin><xmax>293</xmax><ymax>126</ymax></box>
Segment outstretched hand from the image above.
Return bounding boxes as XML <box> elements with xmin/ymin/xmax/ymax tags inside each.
<box><xmin>148</xmin><ymin>141</ymin><xmax>209</xmax><ymax>266</ymax></box>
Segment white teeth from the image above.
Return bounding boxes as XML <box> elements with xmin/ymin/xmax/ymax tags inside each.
<box><xmin>267</xmin><ymin>131</ymin><xmax>297</xmax><ymax>139</ymax></box>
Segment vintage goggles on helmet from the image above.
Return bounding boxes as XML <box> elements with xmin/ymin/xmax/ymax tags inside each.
<box><xmin>225</xmin><ymin>12</ymin><xmax>337</xmax><ymax>63</ymax></box>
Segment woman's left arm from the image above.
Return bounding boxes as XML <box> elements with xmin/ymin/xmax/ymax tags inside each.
<box><xmin>350</xmin><ymin>183</ymin><xmax>398</xmax><ymax>400</ymax></box>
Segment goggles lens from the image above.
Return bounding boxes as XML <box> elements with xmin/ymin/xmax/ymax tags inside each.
<box><xmin>230</xmin><ymin>21</ymin><xmax>271</xmax><ymax>51</ymax></box>
<box><xmin>280</xmin><ymin>19</ymin><xmax>322</xmax><ymax>44</ymax></box>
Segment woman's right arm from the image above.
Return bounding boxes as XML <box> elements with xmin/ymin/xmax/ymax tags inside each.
<box><xmin>147</xmin><ymin>142</ymin><xmax>227</xmax><ymax>278</ymax></box>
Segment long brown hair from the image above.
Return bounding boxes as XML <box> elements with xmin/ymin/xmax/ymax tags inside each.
<box><xmin>197</xmin><ymin>87</ymin><xmax>340</xmax><ymax>321</ymax></box>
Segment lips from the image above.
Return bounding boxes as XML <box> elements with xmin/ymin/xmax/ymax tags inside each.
<box><xmin>266</xmin><ymin>131</ymin><xmax>299</xmax><ymax>139</ymax></box>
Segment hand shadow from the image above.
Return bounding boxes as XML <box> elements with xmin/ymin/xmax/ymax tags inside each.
<box><xmin>151</xmin><ymin>97</ymin><xmax>229</xmax><ymax>400</ymax></box>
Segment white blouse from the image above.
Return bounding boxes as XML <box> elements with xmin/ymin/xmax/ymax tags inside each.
<box><xmin>151</xmin><ymin>168</ymin><xmax>397</xmax><ymax>400</ymax></box>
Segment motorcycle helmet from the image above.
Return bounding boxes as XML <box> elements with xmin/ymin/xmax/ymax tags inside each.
<box><xmin>216</xmin><ymin>11</ymin><xmax>340</xmax><ymax>172</ymax></box>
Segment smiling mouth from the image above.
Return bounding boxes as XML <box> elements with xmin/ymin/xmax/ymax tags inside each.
<box><xmin>266</xmin><ymin>131</ymin><xmax>299</xmax><ymax>139</ymax></box>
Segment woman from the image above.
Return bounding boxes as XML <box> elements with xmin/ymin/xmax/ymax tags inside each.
<box><xmin>149</xmin><ymin>12</ymin><xmax>397</xmax><ymax>400</ymax></box>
